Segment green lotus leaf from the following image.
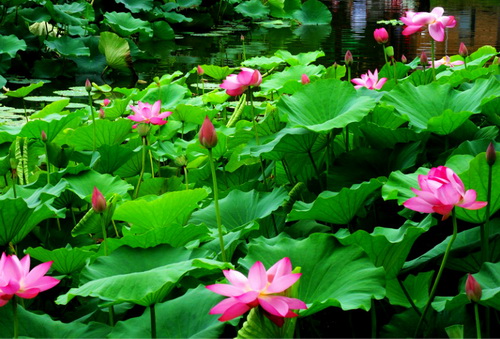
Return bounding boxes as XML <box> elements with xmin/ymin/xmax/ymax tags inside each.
<box><xmin>278</xmin><ymin>79</ymin><xmax>376</xmax><ymax>132</ymax></box>
<box><xmin>0</xmin><ymin>305</ymin><xmax>110</xmax><ymax>338</ymax></box>
<box><xmin>334</xmin><ymin>214</ymin><xmax>435</xmax><ymax>278</ymax></box>
<box><xmin>93</xmin><ymin>144</ymin><xmax>135</xmax><ymax>174</ymax></box>
<box><xmin>241</xmin><ymin>233</ymin><xmax>386</xmax><ymax>316</ymax></box>
<box><xmin>152</xmin><ymin>21</ymin><xmax>175</xmax><ymax>40</ymax></box>
<box><xmin>386</xmin><ymin>271</ymin><xmax>433</xmax><ymax>308</ymax></box>
<box><xmin>292</xmin><ymin>0</ymin><xmax>332</xmax><ymax>24</ymax></box>
<box><xmin>25</xmin><ymin>245</ymin><xmax>97</xmax><ymax>274</ymax></box>
<box><xmin>20</xmin><ymin>110</ymin><xmax>84</xmax><ymax>143</ymax></box>
<box><xmin>44</xmin><ymin>36</ymin><xmax>90</xmax><ymax>57</ymax></box>
<box><xmin>235</xmin><ymin>0</ymin><xmax>270</xmax><ymax>19</ymax></box>
<box><xmin>98</xmin><ymin>31</ymin><xmax>132</xmax><ymax>72</ymax></box>
<box><xmin>114</xmin><ymin>189</ymin><xmax>208</xmax><ymax>234</ymax></box>
<box><xmin>44</xmin><ymin>2</ymin><xmax>89</xmax><ymax>26</ymax></box>
<box><xmin>172</xmin><ymin>104</ymin><xmax>217</xmax><ymax>124</ymax></box>
<box><xmin>30</xmin><ymin>99</ymin><xmax>70</xmax><ymax>119</ymax></box>
<box><xmin>236</xmin><ymin>307</ymin><xmax>296</xmax><ymax>338</ymax></box>
<box><xmin>189</xmin><ymin>188</ymin><xmax>288</xmax><ymax>231</ymax></box>
<box><xmin>275</xmin><ymin>49</ymin><xmax>326</xmax><ymax>66</ymax></box>
<box><xmin>68</xmin><ymin>118</ymin><xmax>133</xmax><ymax>151</ymax></box>
<box><xmin>260</xmin><ymin>64</ymin><xmax>324</xmax><ymax>94</ymax></box>
<box><xmin>288</xmin><ymin>178</ymin><xmax>383</xmax><ymax>224</ymax></box>
<box><xmin>241</xmin><ymin>56</ymin><xmax>284</xmax><ymax>70</ymax></box>
<box><xmin>359</xmin><ymin>123</ymin><xmax>419</xmax><ymax>149</ymax></box>
<box><xmin>64</xmin><ymin>169</ymin><xmax>133</xmax><ymax>201</ymax></box>
<box><xmin>0</xmin><ymin>34</ymin><xmax>27</xmax><ymax>58</ymax></box>
<box><xmin>5</xmin><ymin>81</ymin><xmax>44</xmax><ymax>98</ymax></box>
<box><xmin>381</xmin><ymin>167</ymin><xmax>430</xmax><ymax>204</ymax></box>
<box><xmin>115</xmin><ymin>0</ymin><xmax>153</xmax><ymax>13</ymax></box>
<box><xmin>199</xmin><ymin>65</ymin><xmax>234</xmax><ymax>80</ymax></box>
<box><xmin>109</xmin><ymin>286</ymin><xmax>225</xmax><ymax>338</ymax></box>
<box><xmin>103</xmin><ymin>12</ymin><xmax>153</xmax><ymax>37</ymax></box>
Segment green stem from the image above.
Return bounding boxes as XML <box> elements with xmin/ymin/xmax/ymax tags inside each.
<box><xmin>307</xmin><ymin>150</ymin><xmax>323</xmax><ymax>190</ymax></box>
<box><xmin>100</xmin><ymin>214</ymin><xmax>108</xmax><ymax>256</ymax></box>
<box><xmin>108</xmin><ymin>305</ymin><xmax>115</xmax><ymax>327</ymax></box>
<box><xmin>474</xmin><ymin>303</ymin><xmax>482</xmax><ymax>339</ymax></box>
<box><xmin>44</xmin><ymin>143</ymin><xmax>50</xmax><ymax>185</ymax></box>
<box><xmin>249</xmin><ymin>89</ymin><xmax>268</xmax><ymax>189</ymax></box>
<box><xmin>111</xmin><ymin>219</ymin><xmax>120</xmax><ymax>238</ymax></box>
<box><xmin>371</xmin><ymin>299</ymin><xmax>377</xmax><ymax>338</ymax></box>
<box><xmin>382</xmin><ymin>43</ymin><xmax>388</xmax><ymax>64</ymax></box>
<box><xmin>483</xmin><ymin>162</ymin><xmax>493</xmax><ymax>263</ymax></box>
<box><xmin>431</xmin><ymin>39</ymin><xmax>436</xmax><ymax>82</ymax></box>
<box><xmin>87</xmin><ymin>93</ymin><xmax>97</xmax><ymax>152</ymax></box>
<box><xmin>150</xmin><ymin>304</ymin><xmax>157</xmax><ymax>339</ymax></box>
<box><xmin>184</xmin><ymin>166</ymin><xmax>189</xmax><ymax>190</ymax></box>
<box><xmin>133</xmin><ymin>136</ymin><xmax>147</xmax><ymax>199</ymax></box>
<box><xmin>148</xmin><ymin>149</ymin><xmax>155</xmax><ymax>179</ymax></box>
<box><xmin>397</xmin><ymin>276</ymin><xmax>422</xmax><ymax>317</ymax></box>
<box><xmin>12</xmin><ymin>296</ymin><xmax>19</xmax><ymax>339</ymax></box>
<box><xmin>345</xmin><ymin>125</ymin><xmax>349</xmax><ymax>153</ymax></box>
<box><xmin>208</xmin><ymin>149</ymin><xmax>227</xmax><ymax>262</ymax></box>
<box><xmin>347</xmin><ymin>66</ymin><xmax>351</xmax><ymax>82</ymax></box>
<box><xmin>414</xmin><ymin>210</ymin><xmax>458</xmax><ymax>337</ymax></box>
<box><xmin>392</xmin><ymin>58</ymin><xmax>398</xmax><ymax>84</ymax></box>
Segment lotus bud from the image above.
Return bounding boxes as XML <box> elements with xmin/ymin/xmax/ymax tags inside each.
<box><xmin>373</xmin><ymin>28</ymin><xmax>389</xmax><ymax>44</ymax></box>
<box><xmin>199</xmin><ymin>116</ymin><xmax>218</xmax><ymax>149</ymax></box>
<box><xmin>486</xmin><ymin>142</ymin><xmax>496</xmax><ymax>166</ymax></box>
<box><xmin>92</xmin><ymin>186</ymin><xmax>107</xmax><ymax>213</ymax></box>
<box><xmin>420</xmin><ymin>51</ymin><xmax>428</xmax><ymax>66</ymax></box>
<box><xmin>385</xmin><ymin>46</ymin><xmax>394</xmax><ymax>58</ymax></box>
<box><xmin>344</xmin><ymin>50</ymin><xmax>353</xmax><ymax>66</ymax></box>
<box><xmin>136</xmin><ymin>123</ymin><xmax>151</xmax><ymax>137</ymax></box>
<box><xmin>85</xmin><ymin>79</ymin><xmax>92</xmax><ymax>93</ymax></box>
<box><xmin>401</xmin><ymin>54</ymin><xmax>408</xmax><ymax>64</ymax></box>
<box><xmin>174</xmin><ymin>155</ymin><xmax>188</xmax><ymax>167</ymax></box>
<box><xmin>333</xmin><ymin>62</ymin><xmax>338</xmax><ymax>68</ymax></box>
<box><xmin>459</xmin><ymin>42</ymin><xmax>468</xmax><ymax>58</ymax></box>
<box><xmin>41</xmin><ymin>130</ymin><xmax>47</xmax><ymax>142</ymax></box>
<box><xmin>465</xmin><ymin>273</ymin><xmax>482</xmax><ymax>302</ymax></box>
<box><xmin>102</xmin><ymin>98</ymin><xmax>111</xmax><ymax>107</ymax></box>
<box><xmin>99</xmin><ymin>108</ymin><xmax>106</xmax><ymax>119</ymax></box>
<box><xmin>197</xmin><ymin>65</ymin><xmax>204</xmax><ymax>76</ymax></box>
<box><xmin>240</xmin><ymin>35</ymin><xmax>245</xmax><ymax>41</ymax></box>
<box><xmin>153</xmin><ymin>77</ymin><xmax>161</xmax><ymax>86</ymax></box>
<box><xmin>301</xmin><ymin>74</ymin><xmax>310</xmax><ymax>85</ymax></box>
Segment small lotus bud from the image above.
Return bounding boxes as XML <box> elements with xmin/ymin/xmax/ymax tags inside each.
<box><xmin>102</xmin><ymin>99</ymin><xmax>111</xmax><ymax>107</ymax></box>
<box><xmin>385</xmin><ymin>46</ymin><xmax>394</xmax><ymax>58</ymax></box>
<box><xmin>420</xmin><ymin>51</ymin><xmax>428</xmax><ymax>66</ymax></box>
<box><xmin>344</xmin><ymin>50</ymin><xmax>353</xmax><ymax>66</ymax></box>
<box><xmin>41</xmin><ymin>130</ymin><xmax>47</xmax><ymax>142</ymax></box>
<box><xmin>197</xmin><ymin>65</ymin><xmax>204</xmax><ymax>76</ymax></box>
<box><xmin>153</xmin><ymin>77</ymin><xmax>161</xmax><ymax>86</ymax></box>
<box><xmin>174</xmin><ymin>155</ymin><xmax>188</xmax><ymax>167</ymax></box>
<box><xmin>99</xmin><ymin>108</ymin><xmax>106</xmax><ymax>119</ymax></box>
<box><xmin>465</xmin><ymin>273</ymin><xmax>482</xmax><ymax>302</ymax></box>
<box><xmin>459</xmin><ymin>42</ymin><xmax>468</xmax><ymax>58</ymax></box>
<box><xmin>301</xmin><ymin>74</ymin><xmax>310</xmax><ymax>85</ymax></box>
<box><xmin>333</xmin><ymin>62</ymin><xmax>338</xmax><ymax>68</ymax></box>
<box><xmin>486</xmin><ymin>142</ymin><xmax>496</xmax><ymax>166</ymax></box>
<box><xmin>199</xmin><ymin>116</ymin><xmax>218</xmax><ymax>149</ymax></box>
<box><xmin>373</xmin><ymin>28</ymin><xmax>389</xmax><ymax>44</ymax></box>
<box><xmin>136</xmin><ymin>123</ymin><xmax>151</xmax><ymax>137</ymax></box>
<box><xmin>92</xmin><ymin>186</ymin><xmax>107</xmax><ymax>213</ymax></box>
<box><xmin>401</xmin><ymin>54</ymin><xmax>408</xmax><ymax>64</ymax></box>
<box><xmin>240</xmin><ymin>35</ymin><xmax>245</xmax><ymax>41</ymax></box>
<box><xmin>85</xmin><ymin>79</ymin><xmax>92</xmax><ymax>93</ymax></box>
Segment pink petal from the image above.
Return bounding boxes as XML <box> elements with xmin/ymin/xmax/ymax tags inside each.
<box><xmin>151</xmin><ymin>101</ymin><xmax>161</xmax><ymax>116</ymax></box>
<box><xmin>223</xmin><ymin>270</ymin><xmax>248</xmax><ymax>289</ymax></box>
<box><xmin>435</xmin><ymin>184</ymin><xmax>461</xmax><ymax>205</ymax></box>
<box><xmin>402</xmin><ymin>25</ymin><xmax>424</xmax><ymax>36</ymax></box>
<box><xmin>374</xmin><ymin>78</ymin><xmax>387</xmax><ymax>90</ymax></box>
<box><xmin>237</xmin><ymin>69</ymin><xmax>255</xmax><ymax>86</ymax></box>
<box><xmin>16</xmin><ymin>288</ymin><xmax>40</xmax><ymax>299</ymax></box>
<box><xmin>23</xmin><ymin>261</ymin><xmax>52</xmax><ymax>286</ymax></box>
<box><xmin>430</xmin><ymin>7</ymin><xmax>444</xmax><ymax>18</ymax></box>
<box><xmin>428</xmin><ymin>22</ymin><xmax>445</xmax><ymax>42</ymax></box>
<box><xmin>432</xmin><ymin>204</ymin><xmax>454</xmax><ymax>218</ymax></box>
<box><xmin>413</xmin><ymin>12</ymin><xmax>435</xmax><ymax>25</ymax></box>
<box><xmin>280</xmin><ymin>296</ymin><xmax>308</xmax><ymax>310</ymax></box>
<box><xmin>266</xmin><ymin>257</ymin><xmax>292</xmax><ymax>283</ymax></box>
<box><xmin>206</xmin><ymin>283</ymin><xmax>245</xmax><ymax>297</ymax></box>
<box><xmin>127</xmin><ymin>115</ymin><xmax>145</xmax><ymax>122</ymax></box>
<box><xmin>209</xmin><ymin>297</ymin><xmax>240</xmax><ymax>314</ymax></box>
<box><xmin>157</xmin><ymin>111</ymin><xmax>173</xmax><ymax>119</ymax></box>
<box><xmin>226</xmin><ymin>87</ymin><xmax>246</xmax><ymax>96</ymax></box>
<box><xmin>403</xmin><ymin>196</ymin><xmax>436</xmax><ymax>213</ymax></box>
<box><xmin>235</xmin><ymin>290</ymin><xmax>259</xmax><ymax>303</ymax></box>
<box><xmin>22</xmin><ymin>276</ymin><xmax>59</xmax><ymax>293</ymax></box>
<box><xmin>266</xmin><ymin>273</ymin><xmax>301</xmax><ymax>293</ymax></box>
<box><xmin>459</xmin><ymin>190</ymin><xmax>488</xmax><ymax>210</ymax></box>
<box><xmin>149</xmin><ymin>118</ymin><xmax>167</xmax><ymax>125</ymax></box>
<box><xmin>259</xmin><ymin>296</ymin><xmax>290</xmax><ymax>317</ymax></box>
<box><xmin>248</xmin><ymin>261</ymin><xmax>267</xmax><ymax>291</ymax></box>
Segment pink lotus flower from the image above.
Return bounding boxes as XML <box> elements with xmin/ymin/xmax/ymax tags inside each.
<box><xmin>401</xmin><ymin>7</ymin><xmax>456</xmax><ymax>42</ymax></box>
<box><xmin>127</xmin><ymin>101</ymin><xmax>172</xmax><ymax>128</ymax></box>
<box><xmin>373</xmin><ymin>28</ymin><xmax>389</xmax><ymax>44</ymax></box>
<box><xmin>0</xmin><ymin>253</ymin><xmax>60</xmax><ymax>307</ymax></box>
<box><xmin>301</xmin><ymin>74</ymin><xmax>310</xmax><ymax>85</ymax></box>
<box><xmin>351</xmin><ymin>69</ymin><xmax>387</xmax><ymax>90</ymax></box>
<box><xmin>428</xmin><ymin>56</ymin><xmax>464</xmax><ymax>68</ymax></box>
<box><xmin>220</xmin><ymin>68</ymin><xmax>262</xmax><ymax>96</ymax></box>
<box><xmin>404</xmin><ymin>166</ymin><xmax>487</xmax><ymax>220</ymax></box>
<box><xmin>206</xmin><ymin>257</ymin><xmax>307</xmax><ymax>327</ymax></box>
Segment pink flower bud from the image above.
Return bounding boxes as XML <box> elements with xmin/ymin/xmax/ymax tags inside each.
<box><xmin>465</xmin><ymin>273</ymin><xmax>482</xmax><ymax>302</ymax></box>
<box><xmin>199</xmin><ymin>116</ymin><xmax>218</xmax><ymax>149</ymax></box>
<box><xmin>301</xmin><ymin>74</ymin><xmax>310</xmax><ymax>85</ymax></box>
<box><xmin>41</xmin><ymin>130</ymin><xmax>47</xmax><ymax>142</ymax></box>
<box><xmin>459</xmin><ymin>42</ymin><xmax>468</xmax><ymax>58</ymax></box>
<box><xmin>420</xmin><ymin>51</ymin><xmax>428</xmax><ymax>66</ymax></box>
<box><xmin>373</xmin><ymin>28</ymin><xmax>389</xmax><ymax>44</ymax></box>
<box><xmin>486</xmin><ymin>142</ymin><xmax>496</xmax><ymax>166</ymax></box>
<box><xmin>92</xmin><ymin>186</ymin><xmax>106</xmax><ymax>213</ymax></box>
<box><xmin>240</xmin><ymin>35</ymin><xmax>245</xmax><ymax>41</ymax></box>
<box><xmin>85</xmin><ymin>79</ymin><xmax>92</xmax><ymax>93</ymax></box>
<box><xmin>99</xmin><ymin>108</ymin><xmax>106</xmax><ymax>119</ymax></box>
<box><xmin>401</xmin><ymin>54</ymin><xmax>408</xmax><ymax>63</ymax></box>
<box><xmin>197</xmin><ymin>65</ymin><xmax>204</xmax><ymax>76</ymax></box>
<box><xmin>103</xmin><ymin>98</ymin><xmax>111</xmax><ymax>107</ymax></box>
<box><xmin>344</xmin><ymin>50</ymin><xmax>353</xmax><ymax>66</ymax></box>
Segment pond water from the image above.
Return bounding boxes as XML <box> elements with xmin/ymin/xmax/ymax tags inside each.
<box><xmin>166</xmin><ymin>0</ymin><xmax>499</xmax><ymax>77</ymax></box>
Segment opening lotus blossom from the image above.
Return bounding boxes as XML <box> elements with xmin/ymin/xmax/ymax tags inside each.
<box><xmin>0</xmin><ymin>253</ymin><xmax>60</xmax><ymax>307</ymax></box>
<box><xmin>403</xmin><ymin>166</ymin><xmax>487</xmax><ymax>220</ymax></box>
<box><xmin>351</xmin><ymin>69</ymin><xmax>387</xmax><ymax>90</ymax></box>
<box><xmin>127</xmin><ymin>100</ymin><xmax>172</xmax><ymax>128</ymax></box>
<box><xmin>428</xmin><ymin>56</ymin><xmax>464</xmax><ymax>68</ymax></box>
<box><xmin>400</xmin><ymin>7</ymin><xmax>456</xmax><ymax>42</ymax></box>
<box><xmin>220</xmin><ymin>68</ymin><xmax>262</xmax><ymax>96</ymax></box>
<box><xmin>206</xmin><ymin>257</ymin><xmax>307</xmax><ymax>327</ymax></box>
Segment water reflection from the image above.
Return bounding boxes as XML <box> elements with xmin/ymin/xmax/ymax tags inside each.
<box><xmin>169</xmin><ymin>0</ymin><xmax>499</xmax><ymax>77</ymax></box>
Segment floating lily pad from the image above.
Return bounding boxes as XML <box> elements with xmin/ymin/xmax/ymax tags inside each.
<box><xmin>24</xmin><ymin>96</ymin><xmax>67</xmax><ymax>102</ymax></box>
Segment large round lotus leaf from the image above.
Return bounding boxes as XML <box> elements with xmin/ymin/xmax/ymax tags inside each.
<box><xmin>278</xmin><ymin>79</ymin><xmax>376</xmax><ymax>132</ymax></box>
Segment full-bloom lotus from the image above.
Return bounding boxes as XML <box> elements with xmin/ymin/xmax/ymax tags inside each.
<box><xmin>0</xmin><ymin>253</ymin><xmax>60</xmax><ymax>307</ymax></box>
<box><xmin>351</xmin><ymin>69</ymin><xmax>387</xmax><ymax>90</ymax></box>
<box><xmin>127</xmin><ymin>101</ymin><xmax>172</xmax><ymax>128</ymax></box>
<box><xmin>403</xmin><ymin>166</ymin><xmax>487</xmax><ymax>220</ymax></box>
<box><xmin>206</xmin><ymin>257</ymin><xmax>307</xmax><ymax>327</ymax></box>
<box><xmin>373</xmin><ymin>28</ymin><xmax>389</xmax><ymax>44</ymax></box>
<box><xmin>401</xmin><ymin>7</ymin><xmax>456</xmax><ymax>42</ymax></box>
<box><xmin>428</xmin><ymin>56</ymin><xmax>464</xmax><ymax>68</ymax></box>
<box><xmin>220</xmin><ymin>68</ymin><xmax>262</xmax><ymax>96</ymax></box>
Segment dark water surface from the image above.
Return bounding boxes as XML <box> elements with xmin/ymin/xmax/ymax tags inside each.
<box><xmin>166</xmin><ymin>0</ymin><xmax>499</xmax><ymax>77</ymax></box>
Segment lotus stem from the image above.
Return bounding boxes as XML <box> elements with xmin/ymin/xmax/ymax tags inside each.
<box><xmin>382</xmin><ymin>43</ymin><xmax>388</xmax><ymax>64</ymax></box>
<box><xmin>150</xmin><ymin>304</ymin><xmax>157</xmax><ymax>339</ymax></box>
<box><xmin>184</xmin><ymin>166</ymin><xmax>189</xmax><ymax>190</ymax></box>
<box><xmin>44</xmin><ymin>143</ymin><xmax>50</xmax><ymax>185</ymax></box>
<box><xmin>307</xmin><ymin>150</ymin><xmax>323</xmax><ymax>190</ymax></box>
<box><xmin>474</xmin><ymin>303</ymin><xmax>482</xmax><ymax>339</ymax></box>
<box><xmin>87</xmin><ymin>92</ymin><xmax>97</xmax><ymax>152</ymax></box>
<box><xmin>371</xmin><ymin>299</ymin><xmax>377</xmax><ymax>338</ymax></box>
<box><xmin>133</xmin><ymin>136</ymin><xmax>147</xmax><ymax>199</ymax></box>
<box><xmin>431</xmin><ymin>39</ymin><xmax>436</xmax><ymax>82</ymax></box>
<box><xmin>414</xmin><ymin>209</ymin><xmax>458</xmax><ymax>337</ymax></box>
<box><xmin>347</xmin><ymin>66</ymin><xmax>351</xmax><ymax>82</ymax></box>
<box><xmin>100</xmin><ymin>214</ymin><xmax>108</xmax><ymax>256</ymax></box>
<box><xmin>109</xmin><ymin>305</ymin><xmax>114</xmax><ymax>326</ymax></box>
<box><xmin>249</xmin><ymin>89</ymin><xmax>268</xmax><ymax>189</ymax></box>
<box><xmin>111</xmin><ymin>219</ymin><xmax>120</xmax><ymax>238</ymax></box>
<box><xmin>12</xmin><ymin>296</ymin><xmax>18</xmax><ymax>339</ymax></box>
<box><xmin>397</xmin><ymin>276</ymin><xmax>422</xmax><ymax>317</ymax></box>
<box><xmin>208</xmin><ymin>148</ymin><xmax>227</xmax><ymax>262</ymax></box>
<box><xmin>482</xmin><ymin>160</ymin><xmax>493</xmax><ymax>263</ymax></box>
